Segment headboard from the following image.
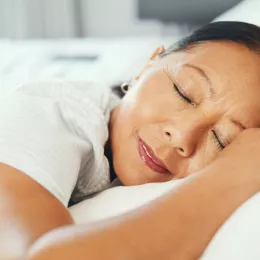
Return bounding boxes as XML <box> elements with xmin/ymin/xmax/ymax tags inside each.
<box><xmin>139</xmin><ymin>0</ymin><xmax>242</xmax><ymax>24</ymax></box>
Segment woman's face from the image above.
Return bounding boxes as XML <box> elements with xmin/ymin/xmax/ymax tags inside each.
<box><xmin>110</xmin><ymin>42</ymin><xmax>260</xmax><ymax>186</ymax></box>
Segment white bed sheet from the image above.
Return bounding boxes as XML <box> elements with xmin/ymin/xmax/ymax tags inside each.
<box><xmin>0</xmin><ymin>36</ymin><xmax>186</xmax><ymax>93</ymax></box>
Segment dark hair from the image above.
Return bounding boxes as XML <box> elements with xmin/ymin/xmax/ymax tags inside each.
<box><xmin>113</xmin><ymin>21</ymin><xmax>260</xmax><ymax>98</ymax></box>
<box><xmin>162</xmin><ymin>21</ymin><xmax>260</xmax><ymax>55</ymax></box>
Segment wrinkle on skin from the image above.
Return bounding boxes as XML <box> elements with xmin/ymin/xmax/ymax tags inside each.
<box><xmin>110</xmin><ymin>41</ymin><xmax>260</xmax><ymax>186</ymax></box>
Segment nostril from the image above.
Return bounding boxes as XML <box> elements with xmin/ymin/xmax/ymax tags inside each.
<box><xmin>178</xmin><ymin>147</ymin><xmax>184</xmax><ymax>153</ymax></box>
<box><xmin>165</xmin><ymin>131</ymin><xmax>171</xmax><ymax>137</ymax></box>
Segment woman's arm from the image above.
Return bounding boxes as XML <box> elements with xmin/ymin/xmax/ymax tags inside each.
<box><xmin>28</xmin><ymin>129</ymin><xmax>260</xmax><ymax>260</ymax></box>
<box><xmin>0</xmin><ymin>163</ymin><xmax>73</xmax><ymax>260</ymax></box>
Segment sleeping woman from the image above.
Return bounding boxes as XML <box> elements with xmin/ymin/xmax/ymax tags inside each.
<box><xmin>1</xmin><ymin>21</ymin><xmax>260</xmax><ymax>260</ymax></box>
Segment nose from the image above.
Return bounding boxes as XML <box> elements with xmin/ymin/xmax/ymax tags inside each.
<box><xmin>162</xmin><ymin>114</ymin><xmax>207</xmax><ymax>157</ymax></box>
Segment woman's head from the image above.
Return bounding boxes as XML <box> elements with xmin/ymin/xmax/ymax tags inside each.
<box><xmin>110</xmin><ymin>21</ymin><xmax>260</xmax><ymax>186</ymax></box>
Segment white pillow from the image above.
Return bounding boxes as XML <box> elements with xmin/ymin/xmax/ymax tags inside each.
<box><xmin>213</xmin><ymin>0</ymin><xmax>260</xmax><ymax>26</ymax></box>
<box><xmin>69</xmin><ymin>180</ymin><xmax>182</xmax><ymax>224</ymax></box>
<box><xmin>69</xmin><ymin>180</ymin><xmax>260</xmax><ymax>260</ymax></box>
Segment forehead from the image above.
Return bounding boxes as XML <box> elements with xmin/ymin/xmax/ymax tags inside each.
<box><xmin>161</xmin><ymin>42</ymin><xmax>260</xmax><ymax>127</ymax></box>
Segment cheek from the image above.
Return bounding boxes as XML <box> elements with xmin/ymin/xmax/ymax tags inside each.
<box><xmin>126</xmin><ymin>86</ymin><xmax>184</xmax><ymax>127</ymax></box>
<box><xmin>187</xmin><ymin>132</ymin><xmax>220</xmax><ymax>175</ymax></box>
<box><xmin>128</xmin><ymin>69</ymin><xmax>191</xmax><ymax>121</ymax></box>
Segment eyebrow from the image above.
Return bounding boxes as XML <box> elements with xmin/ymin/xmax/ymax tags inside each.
<box><xmin>184</xmin><ymin>63</ymin><xmax>215</xmax><ymax>97</ymax></box>
<box><xmin>184</xmin><ymin>64</ymin><xmax>247</xmax><ymax>130</ymax></box>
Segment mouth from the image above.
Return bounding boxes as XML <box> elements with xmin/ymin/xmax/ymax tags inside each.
<box><xmin>138</xmin><ymin>138</ymin><xmax>170</xmax><ymax>174</ymax></box>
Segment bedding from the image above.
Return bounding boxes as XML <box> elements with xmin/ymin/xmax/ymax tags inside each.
<box><xmin>1</xmin><ymin>1</ymin><xmax>260</xmax><ymax>258</ymax></box>
<box><xmin>0</xmin><ymin>37</ymin><xmax>180</xmax><ymax>93</ymax></box>
<box><xmin>68</xmin><ymin>2</ymin><xmax>260</xmax><ymax>259</ymax></box>
<box><xmin>213</xmin><ymin>0</ymin><xmax>260</xmax><ymax>26</ymax></box>
<box><xmin>69</xmin><ymin>180</ymin><xmax>260</xmax><ymax>260</ymax></box>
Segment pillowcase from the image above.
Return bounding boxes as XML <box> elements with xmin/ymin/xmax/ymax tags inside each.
<box><xmin>69</xmin><ymin>179</ymin><xmax>182</xmax><ymax>224</ymax></box>
<box><xmin>69</xmin><ymin>180</ymin><xmax>260</xmax><ymax>260</ymax></box>
<box><xmin>213</xmin><ymin>0</ymin><xmax>260</xmax><ymax>26</ymax></box>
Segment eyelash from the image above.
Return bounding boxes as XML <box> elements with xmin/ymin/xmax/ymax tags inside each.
<box><xmin>173</xmin><ymin>83</ymin><xmax>194</xmax><ymax>105</ymax></box>
<box><xmin>212</xmin><ymin>129</ymin><xmax>225</xmax><ymax>150</ymax></box>
<box><xmin>173</xmin><ymin>83</ymin><xmax>225</xmax><ymax>150</ymax></box>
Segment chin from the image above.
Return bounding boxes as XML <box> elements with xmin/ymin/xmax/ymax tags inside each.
<box><xmin>117</xmin><ymin>174</ymin><xmax>140</xmax><ymax>186</ymax></box>
<box><xmin>115</xmin><ymin>168</ymin><xmax>144</xmax><ymax>186</ymax></box>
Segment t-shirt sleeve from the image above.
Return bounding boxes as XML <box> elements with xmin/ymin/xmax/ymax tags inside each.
<box><xmin>0</xmin><ymin>84</ymin><xmax>94</xmax><ymax>206</ymax></box>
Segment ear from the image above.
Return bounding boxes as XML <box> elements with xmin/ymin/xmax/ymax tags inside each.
<box><xmin>135</xmin><ymin>46</ymin><xmax>165</xmax><ymax>81</ymax></box>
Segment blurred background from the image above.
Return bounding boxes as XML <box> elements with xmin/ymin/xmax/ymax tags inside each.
<box><xmin>0</xmin><ymin>0</ymin><xmax>257</xmax><ymax>92</ymax></box>
<box><xmin>0</xmin><ymin>0</ymin><xmax>242</xmax><ymax>39</ymax></box>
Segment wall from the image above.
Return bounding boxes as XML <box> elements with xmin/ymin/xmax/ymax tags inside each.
<box><xmin>0</xmin><ymin>0</ymin><xmax>77</xmax><ymax>39</ymax></box>
<box><xmin>81</xmin><ymin>0</ymin><xmax>161</xmax><ymax>37</ymax></box>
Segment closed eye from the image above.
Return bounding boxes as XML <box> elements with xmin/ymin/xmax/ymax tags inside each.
<box><xmin>212</xmin><ymin>129</ymin><xmax>225</xmax><ymax>150</ymax></box>
<box><xmin>173</xmin><ymin>83</ymin><xmax>194</xmax><ymax>106</ymax></box>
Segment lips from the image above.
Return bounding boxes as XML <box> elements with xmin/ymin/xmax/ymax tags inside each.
<box><xmin>138</xmin><ymin>138</ymin><xmax>169</xmax><ymax>174</ymax></box>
